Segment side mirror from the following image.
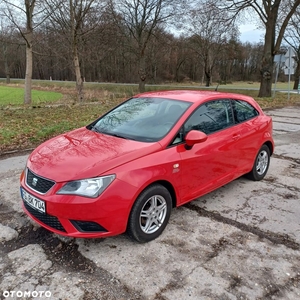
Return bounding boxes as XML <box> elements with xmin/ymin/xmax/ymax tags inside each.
<box><xmin>185</xmin><ymin>130</ymin><xmax>207</xmax><ymax>149</ymax></box>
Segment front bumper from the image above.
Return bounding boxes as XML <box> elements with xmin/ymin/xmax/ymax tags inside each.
<box><xmin>20</xmin><ymin>170</ymin><xmax>136</xmax><ymax>238</ymax></box>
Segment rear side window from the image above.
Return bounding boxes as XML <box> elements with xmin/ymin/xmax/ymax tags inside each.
<box><xmin>184</xmin><ymin>99</ymin><xmax>234</xmax><ymax>135</ymax></box>
<box><xmin>233</xmin><ymin>100</ymin><xmax>259</xmax><ymax>123</ymax></box>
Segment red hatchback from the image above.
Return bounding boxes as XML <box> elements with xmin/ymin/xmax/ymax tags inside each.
<box><xmin>20</xmin><ymin>90</ymin><xmax>274</xmax><ymax>242</ymax></box>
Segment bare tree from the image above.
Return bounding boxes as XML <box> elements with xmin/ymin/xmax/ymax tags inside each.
<box><xmin>45</xmin><ymin>0</ymin><xmax>105</xmax><ymax>102</ymax></box>
<box><xmin>222</xmin><ymin>0</ymin><xmax>300</xmax><ymax>97</ymax></box>
<box><xmin>187</xmin><ymin>1</ymin><xmax>239</xmax><ymax>87</ymax></box>
<box><xmin>108</xmin><ymin>0</ymin><xmax>185</xmax><ymax>92</ymax></box>
<box><xmin>217</xmin><ymin>39</ymin><xmax>245</xmax><ymax>84</ymax></box>
<box><xmin>0</xmin><ymin>0</ymin><xmax>46</xmax><ymax>104</ymax></box>
<box><xmin>0</xmin><ymin>23</ymin><xmax>15</xmax><ymax>84</ymax></box>
<box><xmin>4</xmin><ymin>1</ymin><xmax>296</xmax><ymax>90</ymax></box>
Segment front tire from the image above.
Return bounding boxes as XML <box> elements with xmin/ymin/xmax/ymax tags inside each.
<box><xmin>246</xmin><ymin>144</ymin><xmax>270</xmax><ymax>181</ymax></box>
<box><xmin>127</xmin><ymin>184</ymin><xmax>172</xmax><ymax>243</ymax></box>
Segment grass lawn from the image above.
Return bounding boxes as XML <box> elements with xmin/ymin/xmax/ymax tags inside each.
<box><xmin>0</xmin><ymin>85</ymin><xmax>63</xmax><ymax>106</ymax></box>
<box><xmin>0</xmin><ymin>104</ymin><xmax>113</xmax><ymax>153</ymax></box>
<box><xmin>0</xmin><ymin>81</ymin><xmax>299</xmax><ymax>155</ymax></box>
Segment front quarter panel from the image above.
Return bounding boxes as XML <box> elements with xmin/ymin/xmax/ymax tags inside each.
<box><xmin>112</xmin><ymin>145</ymin><xmax>182</xmax><ymax>208</ymax></box>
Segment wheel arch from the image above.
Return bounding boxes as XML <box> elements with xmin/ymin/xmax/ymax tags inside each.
<box><xmin>126</xmin><ymin>180</ymin><xmax>176</xmax><ymax>242</ymax></box>
<box><xmin>264</xmin><ymin>140</ymin><xmax>274</xmax><ymax>156</ymax></box>
<box><xmin>133</xmin><ymin>180</ymin><xmax>177</xmax><ymax>209</ymax></box>
<box><xmin>154</xmin><ymin>180</ymin><xmax>177</xmax><ymax>208</ymax></box>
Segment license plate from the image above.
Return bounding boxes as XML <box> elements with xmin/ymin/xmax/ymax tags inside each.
<box><xmin>21</xmin><ymin>188</ymin><xmax>46</xmax><ymax>214</ymax></box>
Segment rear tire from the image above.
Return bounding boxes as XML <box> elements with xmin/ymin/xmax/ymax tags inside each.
<box><xmin>246</xmin><ymin>144</ymin><xmax>270</xmax><ymax>181</ymax></box>
<box><xmin>127</xmin><ymin>184</ymin><xmax>172</xmax><ymax>243</ymax></box>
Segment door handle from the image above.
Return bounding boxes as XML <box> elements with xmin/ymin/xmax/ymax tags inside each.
<box><xmin>232</xmin><ymin>134</ymin><xmax>241</xmax><ymax>140</ymax></box>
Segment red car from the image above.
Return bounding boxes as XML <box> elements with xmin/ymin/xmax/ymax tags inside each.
<box><xmin>20</xmin><ymin>90</ymin><xmax>274</xmax><ymax>242</ymax></box>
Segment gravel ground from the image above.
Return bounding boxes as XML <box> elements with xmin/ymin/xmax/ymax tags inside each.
<box><xmin>0</xmin><ymin>106</ymin><xmax>300</xmax><ymax>300</ymax></box>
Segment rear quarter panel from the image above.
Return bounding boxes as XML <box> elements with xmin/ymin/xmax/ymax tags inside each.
<box><xmin>236</xmin><ymin>114</ymin><xmax>274</xmax><ymax>174</ymax></box>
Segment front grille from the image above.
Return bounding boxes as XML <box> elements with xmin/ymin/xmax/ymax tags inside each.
<box><xmin>71</xmin><ymin>220</ymin><xmax>107</xmax><ymax>232</ymax></box>
<box><xmin>26</xmin><ymin>169</ymin><xmax>55</xmax><ymax>194</ymax></box>
<box><xmin>23</xmin><ymin>200</ymin><xmax>66</xmax><ymax>232</ymax></box>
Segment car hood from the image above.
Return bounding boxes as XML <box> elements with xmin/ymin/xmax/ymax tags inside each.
<box><xmin>27</xmin><ymin>127</ymin><xmax>162</xmax><ymax>182</ymax></box>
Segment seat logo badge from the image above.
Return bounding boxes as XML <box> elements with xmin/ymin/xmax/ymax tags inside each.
<box><xmin>32</xmin><ymin>177</ymin><xmax>38</xmax><ymax>187</ymax></box>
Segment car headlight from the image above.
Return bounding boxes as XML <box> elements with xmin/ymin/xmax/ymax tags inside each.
<box><xmin>57</xmin><ymin>175</ymin><xmax>115</xmax><ymax>198</ymax></box>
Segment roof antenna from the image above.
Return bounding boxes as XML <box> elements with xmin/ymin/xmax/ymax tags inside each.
<box><xmin>215</xmin><ymin>83</ymin><xmax>219</xmax><ymax>91</ymax></box>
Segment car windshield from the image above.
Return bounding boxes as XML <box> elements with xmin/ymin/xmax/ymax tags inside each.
<box><xmin>90</xmin><ymin>97</ymin><xmax>192</xmax><ymax>142</ymax></box>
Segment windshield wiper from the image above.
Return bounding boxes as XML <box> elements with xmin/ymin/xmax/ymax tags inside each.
<box><xmin>91</xmin><ymin>126</ymin><xmax>101</xmax><ymax>133</ymax></box>
<box><xmin>109</xmin><ymin>133</ymin><xmax>132</xmax><ymax>140</ymax></box>
<box><xmin>108</xmin><ymin>132</ymin><xmax>139</xmax><ymax>141</ymax></box>
<box><xmin>91</xmin><ymin>127</ymin><xmax>136</xmax><ymax>140</ymax></box>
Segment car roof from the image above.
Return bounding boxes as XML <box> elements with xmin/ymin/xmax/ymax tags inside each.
<box><xmin>134</xmin><ymin>90</ymin><xmax>255</xmax><ymax>104</ymax></box>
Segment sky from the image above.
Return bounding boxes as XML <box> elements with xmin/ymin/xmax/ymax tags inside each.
<box><xmin>239</xmin><ymin>24</ymin><xmax>264</xmax><ymax>43</ymax></box>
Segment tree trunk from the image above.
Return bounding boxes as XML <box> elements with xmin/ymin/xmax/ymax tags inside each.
<box><xmin>258</xmin><ymin>51</ymin><xmax>273</xmax><ymax>97</ymax></box>
<box><xmin>70</xmin><ymin>0</ymin><xmax>84</xmax><ymax>102</ymax></box>
<box><xmin>293</xmin><ymin>57</ymin><xmax>300</xmax><ymax>90</ymax></box>
<box><xmin>73</xmin><ymin>49</ymin><xmax>84</xmax><ymax>102</ymax></box>
<box><xmin>138</xmin><ymin>55</ymin><xmax>146</xmax><ymax>93</ymax></box>
<box><xmin>175</xmin><ymin>60</ymin><xmax>184</xmax><ymax>82</ymax></box>
<box><xmin>201</xmin><ymin>66</ymin><xmax>204</xmax><ymax>85</ymax></box>
<box><xmin>204</xmin><ymin>55</ymin><xmax>212</xmax><ymax>87</ymax></box>
<box><xmin>258</xmin><ymin>6</ymin><xmax>277</xmax><ymax>98</ymax></box>
<box><xmin>205</xmin><ymin>71</ymin><xmax>211</xmax><ymax>87</ymax></box>
<box><xmin>24</xmin><ymin>32</ymin><xmax>33</xmax><ymax>104</ymax></box>
<box><xmin>3</xmin><ymin>43</ymin><xmax>10</xmax><ymax>84</ymax></box>
<box><xmin>205</xmin><ymin>64</ymin><xmax>211</xmax><ymax>87</ymax></box>
<box><xmin>6</xmin><ymin>73</ymin><xmax>10</xmax><ymax>85</ymax></box>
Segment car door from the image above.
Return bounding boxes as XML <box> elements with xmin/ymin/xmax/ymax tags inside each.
<box><xmin>176</xmin><ymin>99</ymin><xmax>241</xmax><ymax>204</ymax></box>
